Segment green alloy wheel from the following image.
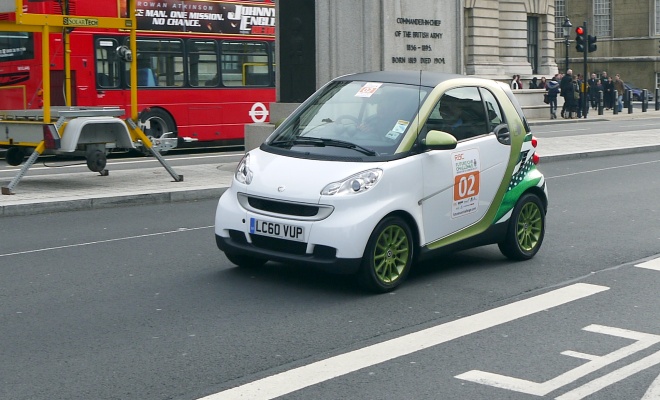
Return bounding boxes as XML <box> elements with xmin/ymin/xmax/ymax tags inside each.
<box><xmin>359</xmin><ymin>216</ymin><xmax>414</xmax><ymax>293</ymax></box>
<box><xmin>499</xmin><ymin>193</ymin><xmax>545</xmax><ymax>260</ymax></box>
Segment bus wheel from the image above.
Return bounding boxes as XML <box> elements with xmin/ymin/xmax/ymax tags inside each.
<box><xmin>6</xmin><ymin>147</ymin><xmax>26</xmax><ymax>166</ymax></box>
<box><xmin>138</xmin><ymin>108</ymin><xmax>176</xmax><ymax>155</ymax></box>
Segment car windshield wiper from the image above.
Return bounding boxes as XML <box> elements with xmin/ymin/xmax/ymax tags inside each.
<box><xmin>270</xmin><ymin>137</ymin><xmax>377</xmax><ymax>156</ymax></box>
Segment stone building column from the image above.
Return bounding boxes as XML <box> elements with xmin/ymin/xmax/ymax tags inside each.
<box><xmin>499</xmin><ymin>0</ymin><xmax>533</xmax><ymax>78</ymax></box>
<box><xmin>464</xmin><ymin>0</ymin><xmax>506</xmax><ymax>78</ymax></box>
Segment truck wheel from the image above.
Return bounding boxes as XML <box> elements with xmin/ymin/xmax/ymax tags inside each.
<box><xmin>359</xmin><ymin>216</ymin><xmax>414</xmax><ymax>293</ymax></box>
<box><xmin>6</xmin><ymin>147</ymin><xmax>26</xmax><ymax>166</ymax></box>
<box><xmin>86</xmin><ymin>150</ymin><xmax>107</xmax><ymax>172</ymax></box>
<box><xmin>498</xmin><ymin>193</ymin><xmax>545</xmax><ymax>260</ymax></box>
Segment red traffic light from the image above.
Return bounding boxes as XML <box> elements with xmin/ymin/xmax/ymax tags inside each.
<box><xmin>575</xmin><ymin>26</ymin><xmax>585</xmax><ymax>35</ymax></box>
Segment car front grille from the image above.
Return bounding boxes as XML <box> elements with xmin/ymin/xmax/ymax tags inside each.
<box><xmin>237</xmin><ymin>193</ymin><xmax>334</xmax><ymax>221</ymax></box>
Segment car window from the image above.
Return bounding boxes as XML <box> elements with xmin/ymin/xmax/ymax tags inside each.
<box><xmin>425</xmin><ymin>87</ymin><xmax>488</xmax><ymax>141</ymax></box>
<box><xmin>479</xmin><ymin>87</ymin><xmax>505</xmax><ymax>132</ymax></box>
<box><xmin>270</xmin><ymin>80</ymin><xmax>430</xmax><ymax>157</ymax></box>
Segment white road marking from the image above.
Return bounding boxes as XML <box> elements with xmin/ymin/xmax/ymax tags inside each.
<box><xmin>457</xmin><ymin>324</ymin><xmax>660</xmax><ymax>398</ymax></box>
<box><xmin>0</xmin><ymin>226</ymin><xmax>212</xmax><ymax>258</ymax></box>
<box><xmin>0</xmin><ymin>153</ymin><xmax>240</xmax><ymax>172</ymax></box>
<box><xmin>635</xmin><ymin>258</ymin><xmax>660</xmax><ymax>271</ymax></box>
<box><xmin>642</xmin><ymin>372</ymin><xmax>660</xmax><ymax>400</ymax></box>
<box><xmin>557</xmin><ymin>349</ymin><xmax>660</xmax><ymax>400</ymax></box>
<box><xmin>538</xmin><ymin>128</ymin><xmax>590</xmax><ymax>134</ymax></box>
<box><xmin>546</xmin><ymin>159</ymin><xmax>660</xmax><ymax>180</ymax></box>
<box><xmin>198</xmin><ymin>283</ymin><xmax>609</xmax><ymax>400</ymax></box>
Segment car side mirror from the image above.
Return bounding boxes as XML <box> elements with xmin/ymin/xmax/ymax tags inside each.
<box><xmin>494</xmin><ymin>123</ymin><xmax>511</xmax><ymax>145</ymax></box>
<box><xmin>422</xmin><ymin>130</ymin><xmax>457</xmax><ymax>151</ymax></box>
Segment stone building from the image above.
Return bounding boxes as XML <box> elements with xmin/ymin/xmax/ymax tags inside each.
<box><xmin>277</xmin><ymin>0</ymin><xmax>560</xmax><ymax>98</ymax></box>
<box><xmin>557</xmin><ymin>0</ymin><xmax>660</xmax><ymax>91</ymax></box>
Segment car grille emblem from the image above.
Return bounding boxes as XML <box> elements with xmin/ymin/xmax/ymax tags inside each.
<box><xmin>277</xmin><ymin>186</ymin><xmax>285</xmax><ymax>192</ymax></box>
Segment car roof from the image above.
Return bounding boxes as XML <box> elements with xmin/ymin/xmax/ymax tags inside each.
<box><xmin>333</xmin><ymin>70</ymin><xmax>487</xmax><ymax>88</ymax></box>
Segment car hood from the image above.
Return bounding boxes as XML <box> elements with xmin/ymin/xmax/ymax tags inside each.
<box><xmin>244</xmin><ymin>148</ymin><xmax>382</xmax><ymax>203</ymax></box>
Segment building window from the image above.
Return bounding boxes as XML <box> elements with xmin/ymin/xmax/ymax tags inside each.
<box><xmin>656</xmin><ymin>0</ymin><xmax>660</xmax><ymax>35</ymax></box>
<box><xmin>555</xmin><ymin>0</ymin><xmax>566</xmax><ymax>39</ymax></box>
<box><xmin>527</xmin><ymin>17</ymin><xmax>539</xmax><ymax>74</ymax></box>
<box><xmin>594</xmin><ymin>0</ymin><xmax>611</xmax><ymax>37</ymax></box>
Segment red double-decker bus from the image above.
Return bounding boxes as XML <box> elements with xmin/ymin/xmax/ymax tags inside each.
<box><xmin>0</xmin><ymin>0</ymin><xmax>275</xmax><ymax>147</ymax></box>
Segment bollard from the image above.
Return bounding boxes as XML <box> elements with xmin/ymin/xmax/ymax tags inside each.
<box><xmin>627</xmin><ymin>89</ymin><xmax>633</xmax><ymax>114</ymax></box>
<box><xmin>642</xmin><ymin>89</ymin><xmax>648</xmax><ymax>112</ymax></box>
<box><xmin>656</xmin><ymin>88</ymin><xmax>660</xmax><ymax>111</ymax></box>
<box><xmin>598</xmin><ymin>90</ymin><xmax>604</xmax><ymax>115</ymax></box>
<box><xmin>613</xmin><ymin>90</ymin><xmax>618</xmax><ymax>115</ymax></box>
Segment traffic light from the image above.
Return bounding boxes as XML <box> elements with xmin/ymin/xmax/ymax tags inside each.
<box><xmin>588</xmin><ymin>35</ymin><xmax>597</xmax><ymax>53</ymax></box>
<box><xmin>575</xmin><ymin>26</ymin><xmax>585</xmax><ymax>52</ymax></box>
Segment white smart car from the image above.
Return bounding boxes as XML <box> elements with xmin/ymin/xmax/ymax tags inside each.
<box><xmin>215</xmin><ymin>71</ymin><xmax>547</xmax><ymax>292</ymax></box>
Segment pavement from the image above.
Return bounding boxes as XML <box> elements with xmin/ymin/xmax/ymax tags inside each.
<box><xmin>1</xmin><ymin>109</ymin><xmax>659</xmax><ymax>217</ymax></box>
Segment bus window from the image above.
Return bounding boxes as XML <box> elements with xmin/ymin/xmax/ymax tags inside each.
<box><xmin>221</xmin><ymin>41</ymin><xmax>270</xmax><ymax>87</ymax></box>
<box><xmin>129</xmin><ymin>38</ymin><xmax>184</xmax><ymax>87</ymax></box>
<box><xmin>95</xmin><ymin>38</ymin><xmax>120</xmax><ymax>88</ymax></box>
<box><xmin>187</xmin><ymin>39</ymin><xmax>218</xmax><ymax>87</ymax></box>
<box><xmin>0</xmin><ymin>32</ymin><xmax>34</xmax><ymax>62</ymax></box>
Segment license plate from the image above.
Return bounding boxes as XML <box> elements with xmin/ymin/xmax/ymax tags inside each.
<box><xmin>249</xmin><ymin>218</ymin><xmax>305</xmax><ymax>242</ymax></box>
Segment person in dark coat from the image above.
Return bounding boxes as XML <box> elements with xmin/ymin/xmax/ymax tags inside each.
<box><xmin>560</xmin><ymin>69</ymin><xmax>574</xmax><ymax>118</ymax></box>
<box><xmin>546</xmin><ymin>78</ymin><xmax>560</xmax><ymax>119</ymax></box>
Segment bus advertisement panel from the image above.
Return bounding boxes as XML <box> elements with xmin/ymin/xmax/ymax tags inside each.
<box><xmin>0</xmin><ymin>0</ymin><xmax>276</xmax><ymax>148</ymax></box>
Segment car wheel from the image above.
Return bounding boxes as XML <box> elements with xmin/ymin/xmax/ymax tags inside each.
<box><xmin>633</xmin><ymin>94</ymin><xmax>640</xmax><ymax>102</ymax></box>
<box><xmin>359</xmin><ymin>216</ymin><xmax>414</xmax><ymax>293</ymax></box>
<box><xmin>225</xmin><ymin>252</ymin><xmax>267</xmax><ymax>268</ymax></box>
<box><xmin>498</xmin><ymin>193</ymin><xmax>545</xmax><ymax>260</ymax></box>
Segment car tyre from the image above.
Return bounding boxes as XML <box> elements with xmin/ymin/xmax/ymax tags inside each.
<box><xmin>225</xmin><ymin>252</ymin><xmax>267</xmax><ymax>268</ymax></box>
<box><xmin>359</xmin><ymin>216</ymin><xmax>414</xmax><ymax>293</ymax></box>
<box><xmin>498</xmin><ymin>193</ymin><xmax>545</xmax><ymax>260</ymax></box>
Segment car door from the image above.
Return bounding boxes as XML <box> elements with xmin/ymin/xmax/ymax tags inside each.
<box><xmin>419</xmin><ymin>86</ymin><xmax>511</xmax><ymax>245</ymax></box>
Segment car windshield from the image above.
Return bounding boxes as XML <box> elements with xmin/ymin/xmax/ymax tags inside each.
<box><xmin>267</xmin><ymin>80</ymin><xmax>430</xmax><ymax>157</ymax></box>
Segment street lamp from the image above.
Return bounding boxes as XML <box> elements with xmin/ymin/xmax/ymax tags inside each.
<box><xmin>562</xmin><ymin>17</ymin><xmax>572</xmax><ymax>73</ymax></box>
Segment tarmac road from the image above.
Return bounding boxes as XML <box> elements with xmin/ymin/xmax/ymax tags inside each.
<box><xmin>1</xmin><ymin>110</ymin><xmax>659</xmax><ymax>217</ymax></box>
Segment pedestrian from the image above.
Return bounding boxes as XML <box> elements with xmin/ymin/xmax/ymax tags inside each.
<box><xmin>587</xmin><ymin>73</ymin><xmax>598</xmax><ymax>110</ymax></box>
<box><xmin>516</xmin><ymin>75</ymin><xmax>523</xmax><ymax>90</ymax></box>
<box><xmin>546</xmin><ymin>77</ymin><xmax>560</xmax><ymax>119</ymax></box>
<box><xmin>613</xmin><ymin>73</ymin><xmax>625</xmax><ymax>112</ymax></box>
<box><xmin>560</xmin><ymin>69</ymin><xmax>574</xmax><ymax>118</ymax></box>
<box><xmin>510</xmin><ymin>75</ymin><xmax>520</xmax><ymax>90</ymax></box>
<box><xmin>529</xmin><ymin>77</ymin><xmax>539</xmax><ymax>89</ymax></box>
<box><xmin>538</xmin><ymin>76</ymin><xmax>547</xmax><ymax>90</ymax></box>
<box><xmin>595</xmin><ymin>79</ymin><xmax>604</xmax><ymax>109</ymax></box>
<box><xmin>576</xmin><ymin>74</ymin><xmax>585</xmax><ymax>118</ymax></box>
<box><xmin>572</xmin><ymin>75</ymin><xmax>581</xmax><ymax>119</ymax></box>
<box><xmin>601</xmin><ymin>71</ymin><xmax>613</xmax><ymax>109</ymax></box>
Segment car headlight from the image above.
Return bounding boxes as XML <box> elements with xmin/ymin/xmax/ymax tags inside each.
<box><xmin>321</xmin><ymin>168</ymin><xmax>382</xmax><ymax>195</ymax></box>
<box><xmin>235</xmin><ymin>154</ymin><xmax>253</xmax><ymax>185</ymax></box>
